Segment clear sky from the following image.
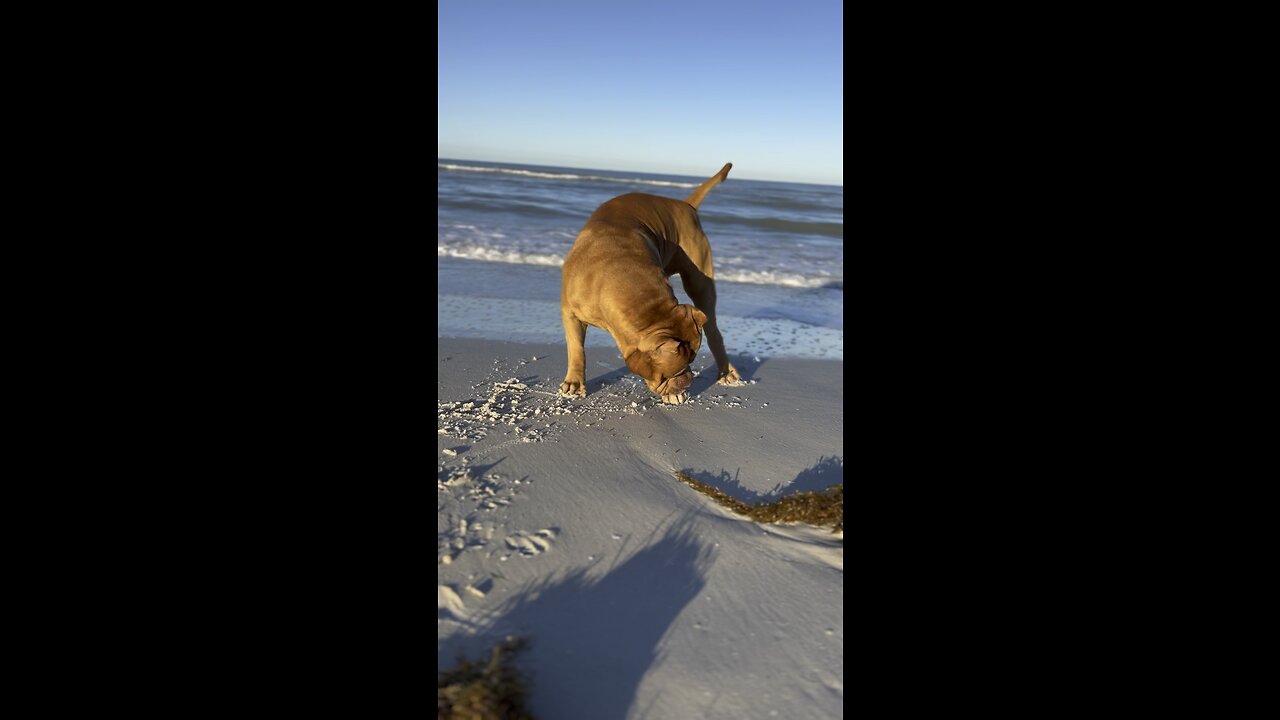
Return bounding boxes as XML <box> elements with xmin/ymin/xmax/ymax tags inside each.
<box><xmin>438</xmin><ymin>1</ymin><xmax>843</xmax><ymax>186</ymax></box>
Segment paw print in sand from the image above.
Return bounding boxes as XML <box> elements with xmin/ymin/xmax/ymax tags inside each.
<box><xmin>503</xmin><ymin>528</ymin><xmax>559</xmax><ymax>557</ymax></box>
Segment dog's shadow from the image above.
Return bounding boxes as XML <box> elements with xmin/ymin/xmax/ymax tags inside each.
<box><xmin>686</xmin><ymin>352</ymin><xmax>766</xmax><ymax>397</ymax></box>
<box><xmin>586</xmin><ymin>365</ymin><xmax>636</xmax><ymax>394</ymax></box>
<box><xmin>561</xmin><ymin>342</ymin><xmax>766</xmax><ymax>399</ymax></box>
<box><xmin>582</xmin><ymin>352</ymin><xmax>764</xmax><ymax>399</ymax></box>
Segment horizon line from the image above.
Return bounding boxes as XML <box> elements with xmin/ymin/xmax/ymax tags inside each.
<box><xmin>437</xmin><ymin>156</ymin><xmax>843</xmax><ymax>189</ymax></box>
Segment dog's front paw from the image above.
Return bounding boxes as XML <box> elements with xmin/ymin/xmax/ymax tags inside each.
<box><xmin>717</xmin><ymin>365</ymin><xmax>742</xmax><ymax>386</ymax></box>
<box><xmin>661</xmin><ymin>391</ymin><xmax>689</xmax><ymax>405</ymax></box>
<box><xmin>559</xmin><ymin>379</ymin><xmax>587</xmax><ymax>398</ymax></box>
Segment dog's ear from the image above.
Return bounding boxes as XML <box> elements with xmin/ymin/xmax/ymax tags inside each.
<box><xmin>637</xmin><ymin>333</ymin><xmax>659</xmax><ymax>354</ymax></box>
<box><xmin>672</xmin><ymin>305</ymin><xmax>706</xmax><ymax>335</ymax></box>
<box><xmin>638</xmin><ymin>331</ymin><xmax>681</xmax><ymax>355</ymax></box>
<box><xmin>653</xmin><ymin>338</ymin><xmax>682</xmax><ymax>356</ymax></box>
<box><xmin>673</xmin><ymin>305</ymin><xmax>707</xmax><ymax>339</ymax></box>
<box><xmin>640</xmin><ymin>336</ymin><xmax>681</xmax><ymax>357</ymax></box>
<box><xmin>624</xmin><ymin>349</ymin><xmax>652</xmax><ymax>377</ymax></box>
<box><xmin>689</xmin><ymin>306</ymin><xmax>707</xmax><ymax>333</ymax></box>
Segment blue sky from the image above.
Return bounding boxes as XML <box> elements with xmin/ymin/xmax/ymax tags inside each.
<box><xmin>438</xmin><ymin>1</ymin><xmax>843</xmax><ymax>186</ymax></box>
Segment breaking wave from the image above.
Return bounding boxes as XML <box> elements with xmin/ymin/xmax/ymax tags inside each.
<box><xmin>438</xmin><ymin>244</ymin><xmax>840</xmax><ymax>289</ymax></box>
<box><xmin>439</xmin><ymin>163</ymin><xmax>698</xmax><ymax>189</ymax></box>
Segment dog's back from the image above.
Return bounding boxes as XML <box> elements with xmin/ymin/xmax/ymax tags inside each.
<box><xmin>567</xmin><ymin>190</ymin><xmax>719</xmax><ymax>282</ymax></box>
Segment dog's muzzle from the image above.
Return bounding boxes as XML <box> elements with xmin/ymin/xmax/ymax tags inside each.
<box><xmin>656</xmin><ymin>366</ymin><xmax>692</xmax><ymax>403</ymax></box>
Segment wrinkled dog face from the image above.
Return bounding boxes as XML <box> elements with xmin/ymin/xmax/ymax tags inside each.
<box><xmin>626</xmin><ymin>305</ymin><xmax>706</xmax><ymax>404</ymax></box>
<box><xmin>645</xmin><ymin>340</ymin><xmax>697</xmax><ymax>401</ymax></box>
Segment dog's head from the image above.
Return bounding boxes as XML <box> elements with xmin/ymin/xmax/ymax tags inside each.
<box><xmin>625</xmin><ymin>304</ymin><xmax>706</xmax><ymax>403</ymax></box>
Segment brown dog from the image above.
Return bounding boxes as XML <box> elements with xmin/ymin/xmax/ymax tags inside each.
<box><xmin>559</xmin><ymin>162</ymin><xmax>741</xmax><ymax>404</ymax></box>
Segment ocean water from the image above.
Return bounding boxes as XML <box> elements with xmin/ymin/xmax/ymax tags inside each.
<box><xmin>438</xmin><ymin>159</ymin><xmax>843</xmax><ymax>359</ymax></box>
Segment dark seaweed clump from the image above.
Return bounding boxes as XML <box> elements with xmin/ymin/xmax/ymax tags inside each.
<box><xmin>438</xmin><ymin>637</ymin><xmax>535</xmax><ymax>720</ymax></box>
<box><xmin>674</xmin><ymin>471</ymin><xmax>843</xmax><ymax>532</ymax></box>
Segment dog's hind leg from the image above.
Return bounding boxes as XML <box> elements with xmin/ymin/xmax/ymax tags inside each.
<box><xmin>559</xmin><ymin>309</ymin><xmax>588</xmax><ymax>397</ymax></box>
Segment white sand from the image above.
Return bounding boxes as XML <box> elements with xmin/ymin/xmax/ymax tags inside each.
<box><xmin>438</xmin><ymin>337</ymin><xmax>843</xmax><ymax>719</ymax></box>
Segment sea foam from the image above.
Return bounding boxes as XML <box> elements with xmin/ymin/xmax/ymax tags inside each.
<box><xmin>437</xmin><ymin>244</ymin><xmax>838</xmax><ymax>289</ymax></box>
<box><xmin>439</xmin><ymin>163</ymin><xmax>698</xmax><ymax>188</ymax></box>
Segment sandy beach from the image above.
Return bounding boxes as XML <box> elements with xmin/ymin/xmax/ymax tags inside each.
<box><xmin>438</xmin><ymin>158</ymin><xmax>843</xmax><ymax>718</ymax></box>
<box><xmin>438</xmin><ymin>337</ymin><xmax>843</xmax><ymax>719</ymax></box>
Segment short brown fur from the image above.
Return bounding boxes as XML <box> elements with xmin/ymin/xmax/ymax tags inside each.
<box><xmin>560</xmin><ymin>164</ymin><xmax>740</xmax><ymax>403</ymax></box>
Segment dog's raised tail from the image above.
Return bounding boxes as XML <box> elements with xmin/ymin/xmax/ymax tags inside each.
<box><xmin>684</xmin><ymin>162</ymin><xmax>732</xmax><ymax>209</ymax></box>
